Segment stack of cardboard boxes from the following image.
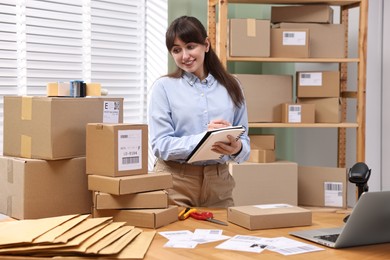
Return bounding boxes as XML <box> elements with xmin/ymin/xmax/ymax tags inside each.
<box><xmin>86</xmin><ymin>123</ymin><xmax>178</xmax><ymax>229</ymax></box>
<box><xmin>229</xmin><ymin>4</ymin><xmax>343</xmax><ymax>124</ymax></box>
<box><xmin>0</xmin><ymin>96</ymin><xmax>124</xmax><ymax>219</ymax></box>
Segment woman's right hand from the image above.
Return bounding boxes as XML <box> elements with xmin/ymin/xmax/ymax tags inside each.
<box><xmin>207</xmin><ymin>119</ymin><xmax>231</xmax><ymax>130</ymax></box>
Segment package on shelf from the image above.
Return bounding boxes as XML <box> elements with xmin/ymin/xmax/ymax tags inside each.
<box><xmin>87</xmin><ymin>172</ymin><xmax>173</xmax><ymax>196</ymax></box>
<box><xmin>297</xmin><ymin>71</ymin><xmax>340</xmax><ymax>98</ymax></box>
<box><xmin>92</xmin><ymin>205</ymin><xmax>178</xmax><ymax>229</ymax></box>
<box><xmin>298</xmin><ymin>165</ymin><xmax>348</xmax><ymax>208</ymax></box>
<box><xmin>235</xmin><ymin>74</ymin><xmax>293</xmax><ymax>123</ymax></box>
<box><xmin>281</xmin><ymin>103</ymin><xmax>315</xmax><ymax>123</ymax></box>
<box><xmin>229</xmin><ymin>161</ymin><xmax>298</xmax><ymax>206</ymax></box>
<box><xmin>86</xmin><ymin>123</ymin><xmax>148</xmax><ymax>177</ymax></box>
<box><xmin>0</xmin><ymin>156</ymin><xmax>92</xmax><ymax>220</ymax></box>
<box><xmin>3</xmin><ymin>96</ymin><xmax>123</xmax><ymax>160</ymax></box>
<box><xmin>271</xmin><ymin>28</ymin><xmax>310</xmax><ymax>58</ymax></box>
<box><xmin>92</xmin><ymin>190</ymin><xmax>169</xmax><ymax>210</ymax></box>
<box><xmin>228</xmin><ymin>204</ymin><xmax>312</xmax><ymax>230</ymax></box>
<box><xmin>229</xmin><ymin>18</ymin><xmax>270</xmax><ymax>57</ymax></box>
<box><xmin>248</xmin><ymin>135</ymin><xmax>276</xmax><ymax>163</ymax></box>
<box><xmin>298</xmin><ymin>97</ymin><xmax>341</xmax><ymax>123</ymax></box>
<box><xmin>271</xmin><ymin>5</ymin><xmax>334</xmax><ymax>24</ymax></box>
<box><xmin>275</xmin><ymin>22</ymin><xmax>345</xmax><ymax>58</ymax></box>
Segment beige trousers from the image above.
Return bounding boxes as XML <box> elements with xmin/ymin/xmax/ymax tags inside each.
<box><xmin>153</xmin><ymin>159</ymin><xmax>235</xmax><ymax>208</ymax></box>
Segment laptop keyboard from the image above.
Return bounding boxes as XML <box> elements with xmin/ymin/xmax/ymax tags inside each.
<box><xmin>315</xmin><ymin>234</ymin><xmax>339</xmax><ymax>243</ymax></box>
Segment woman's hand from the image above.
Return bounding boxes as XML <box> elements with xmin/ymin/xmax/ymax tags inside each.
<box><xmin>212</xmin><ymin>134</ymin><xmax>242</xmax><ymax>156</ymax></box>
<box><xmin>207</xmin><ymin>119</ymin><xmax>231</xmax><ymax>131</ymax></box>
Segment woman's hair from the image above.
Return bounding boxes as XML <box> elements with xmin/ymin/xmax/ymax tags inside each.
<box><xmin>165</xmin><ymin>16</ymin><xmax>244</xmax><ymax>107</ymax></box>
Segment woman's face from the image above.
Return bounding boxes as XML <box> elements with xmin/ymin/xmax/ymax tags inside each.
<box><xmin>170</xmin><ymin>37</ymin><xmax>210</xmax><ymax>80</ymax></box>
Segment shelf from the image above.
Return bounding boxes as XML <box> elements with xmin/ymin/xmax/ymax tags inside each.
<box><xmin>222</xmin><ymin>0</ymin><xmax>361</xmax><ymax>7</ymax></box>
<box><xmin>249</xmin><ymin>122</ymin><xmax>358</xmax><ymax>128</ymax></box>
<box><xmin>228</xmin><ymin>57</ymin><xmax>360</xmax><ymax>63</ymax></box>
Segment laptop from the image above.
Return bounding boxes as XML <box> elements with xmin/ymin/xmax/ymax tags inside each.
<box><xmin>290</xmin><ymin>191</ymin><xmax>390</xmax><ymax>248</ymax></box>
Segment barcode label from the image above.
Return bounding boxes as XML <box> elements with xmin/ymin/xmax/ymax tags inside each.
<box><xmin>324</xmin><ymin>182</ymin><xmax>343</xmax><ymax>207</ymax></box>
<box><xmin>118</xmin><ymin>129</ymin><xmax>142</xmax><ymax>171</ymax></box>
<box><xmin>282</xmin><ymin>31</ymin><xmax>306</xmax><ymax>46</ymax></box>
<box><xmin>122</xmin><ymin>156</ymin><xmax>140</xmax><ymax>165</ymax></box>
<box><xmin>289</xmin><ymin>105</ymin><xmax>301</xmax><ymax>112</ymax></box>
<box><xmin>288</xmin><ymin>105</ymin><xmax>302</xmax><ymax>123</ymax></box>
<box><xmin>299</xmin><ymin>72</ymin><xmax>322</xmax><ymax>86</ymax></box>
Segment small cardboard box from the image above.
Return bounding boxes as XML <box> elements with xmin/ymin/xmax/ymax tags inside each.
<box><xmin>271</xmin><ymin>28</ymin><xmax>310</xmax><ymax>58</ymax></box>
<box><xmin>249</xmin><ymin>135</ymin><xmax>275</xmax><ymax>150</ymax></box>
<box><xmin>88</xmin><ymin>172</ymin><xmax>173</xmax><ymax>195</ymax></box>
<box><xmin>229</xmin><ymin>161</ymin><xmax>298</xmax><ymax>206</ymax></box>
<box><xmin>228</xmin><ymin>204</ymin><xmax>312</xmax><ymax>230</ymax></box>
<box><xmin>235</xmin><ymin>74</ymin><xmax>293</xmax><ymax>122</ymax></box>
<box><xmin>271</xmin><ymin>5</ymin><xmax>334</xmax><ymax>24</ymax></box>
<box><xmin>281</xmin><ymin>103</ymin><xmax>315</xmax><ymax>123</ymax></box>
<box><xmin>93</xmin><ymin>190</ymin><xmax>169</xmax><ymax>210</ymax></box>
<box><xmin>92</xmin><ymin>205</ymin><xmax>178</xmax><ymax>229</ymax></box>
<box><xmin>3</xmin><ymin>96</ymin><xmax>123</xmax><ymax>160</ymax></box>
<box><xmin>0</xmin><ymin>156</ymin><xmax>92</xmax><ymax>219</ymax></box>
<box><xmin>298</xmin><ymin>166</ymin><xmax>348</xmax><ymax>208</ymax></box>
<box><xmin>298</xmin><ymin>97</ymin><xmax>341</xmax><ymax>123</ymax></box>
<box><xmin>86</xmin><ymin>123</ymin><xmax>148</xmax><ymax>177</ymax></box>
<box><xmin>297</xmin><ymin>71</ymin><xmax>340</xmax><ymax>98</ymax></box>
<box><xmin>248</xmin><ymin>149</ymin><xmax>275</xmax><ymax>163</ymax></box>
<box><xmin>277</xmin><ymin>23</ymin><xmax>345</xmax><ymax>58</ymax></box>
<box><xmin>229</xmin><ymin>19</ymin><xmax>270</xmax><ymax>57</ymax></box>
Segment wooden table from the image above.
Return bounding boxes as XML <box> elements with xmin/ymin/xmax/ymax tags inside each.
<box><xmin>144</xmin><ymin>208</ymin><xmax>390</xmax><ymax>260</ymax></box>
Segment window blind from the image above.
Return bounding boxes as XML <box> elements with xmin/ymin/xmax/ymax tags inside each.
<box><xmin>0</xmin><ymin>0</ymin><xmax>168</xmax><ymax>156</ymax></box>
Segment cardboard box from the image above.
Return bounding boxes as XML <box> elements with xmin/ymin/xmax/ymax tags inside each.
<box><xmin>235</xmin><ymin>74</ymin><xmax>293</xmax><ymax>122</ymax></box>
<box><xmin>298</xmin><ymin>97</ymin><xmax>341</xmax><ymax>123</ymax></box>
<box><xmin>229</xmin><ymin>19</ymin><xmax>270</xmax><ymax>57</ymax></box>
<box><xmin>88</xmin><ymin>172</ymin><xmax>173</xmax><ymax>195</ymax></box>
<box><xmin>297</xmin><ymin>71</ymin><xmax>340</xmax><ymax>98</ymax></box>
<box><xmin>3</xmin><ymin>96</ymin><xmax>123</xmax><ymax>160</ymax></box>
<box><xmin>0</xmin><ymin>156</ymin><xmax>92</xmax><ymax>220</ymax></box>
<box><xmin>298</xmin><ymin>166</ymin><xmax>348</xmax><ymax>208</ymax></box>
<box><xmin>281</xmin><ymin>103</ymin><xmax>315</xmax><ymax>123</ymax></box>
<box><xmin>248</xmin><ymin>149</ymin><xmax>275</xmax><ymax>163</ymax></box>
<box><xmin>228</xmin><ymin>204</ymin><xmax>312</xmax><ymax>230</ymax></box>
<box><xmin>277</xmin><ymin>23</ymin><xmax>345</xmax><ymax>58</ymax></box>
<box><xmin>92</xmin><ymin>205</ymin><xmax>178</xmax><ymax>229</ymax></box>
<box><xmin>271</xmin><ymin>28</ymin><xmax>310</xmax><ymax>58</ymax></box>
<box><xmin>93</xmin><ymin>190</ymin><xmax>169</xmax><ymax>210</ymax></box>
<box><xmin>271</xmin><ymin>5</ymin><xmax>334</xmax><ymax>24</ymax></box>
<box><xmin>86</xmin><ymin>123</ymin><xmax>148</xmax><ymax>177</ymax></box>
<box><xmin>229</xmin><ymin>161</ymin><xmax>298</xmax><ymax>206</ymax></box>
<box><xmin>249</xmin><ymin>135</ymin><xmax>275</xmax><ymax>150</ymax></box>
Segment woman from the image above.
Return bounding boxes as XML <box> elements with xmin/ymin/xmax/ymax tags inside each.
<box><xmin>148</xmin><ymin>16</ymin><xmax>250</xmax><ymax>208</ymax></box>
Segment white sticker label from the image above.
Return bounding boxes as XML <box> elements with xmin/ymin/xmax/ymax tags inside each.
<box><xmin>324</xmin><ymin>182</ymin><xmax>343</xmax><ymax>207</ymax></box>
<box><xmin>282</xmin><ymin>31</ymin><xmax>306</xmax><ymax>46</ymax></box>
<box><xmin>103</xmin><ymin>101</ymin><xmax>120</xmax><ymax>123</ymax></box>
<box><xmin>118</xmin><ymin>129</ymin><xmax>142</xmax><ymax>171</ymax></box>
<box><xmin>299</xmin><ymin>72</ymin><xmax>323</xmax><ymax>86</ymax></box>
<box><xmin>288</xmin><ymin>105</ymin><xmax>302</xmax><ymax>123</ymax></box>
<box><xmin>254</xmin><ymin>204</ymin><xmax>293</xmax><ymax>209</ymax></box>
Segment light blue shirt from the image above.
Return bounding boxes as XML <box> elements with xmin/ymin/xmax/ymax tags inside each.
<box><xmin>148</xmin><ymin>72</ymin><xmax>250</xmax><ymax>165</ymax></box>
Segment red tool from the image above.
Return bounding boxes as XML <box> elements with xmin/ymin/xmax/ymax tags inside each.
<box><xmin>189</xmin><ymin>211</ymin><xmax>228</xmax><ymax>226</ymax></box>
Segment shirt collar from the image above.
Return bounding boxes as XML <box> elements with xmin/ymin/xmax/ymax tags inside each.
<box><xmin>183</xmin><ymin>71</ymin><xmax>215</xmax><ymax>88</ymax></box>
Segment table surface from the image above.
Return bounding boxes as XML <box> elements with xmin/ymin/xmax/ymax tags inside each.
<box><xmin>144</xmin><ymin>207</ymin><xmax>390</xmax><ymax>260</ymax></box>
<box><xmin>1</xmin><ymin>208</ymin><xmax>389</xmax><ymax>259</ymax></box>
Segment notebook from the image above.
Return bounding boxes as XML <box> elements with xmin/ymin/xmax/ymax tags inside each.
<box><xmin>186</xmin><ymin>125</ymin><xmax>245</xmax><ymax>163</ymax></box>
<box><xmin>290</xmin><ymin>191</ymin><xmax>390</xmax><ymax>248</ymax></box>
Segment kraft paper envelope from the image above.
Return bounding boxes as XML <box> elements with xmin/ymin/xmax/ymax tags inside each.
<box><xmin>53</xmin><ymin>216</ymin><xmax>113</xmax><ymax>244</ymax></box>
<box><xmin>86</xmin><ymin>225</ymin><xmax>134</xmax><ymax>254</ymax></box>
<box><xmin>0</xmin><ymin>220</ymin><xmax>110</xmax><ymax>255</ymax></box>
<box><xmin>99</xmin><ymin>228</ymin><xmax>142</xmax><ymax>255</ymax></box>
<box><xmin>115</xmin><ymin>230</ymin><xmax>156</xmax><ymax>259</ymax></box>
<box><xmin>34</xmin><ymin>214</ymin><xmax>90</xmax><ymax>244</ymax></box>
<box><xmin>0</xmin><ymin>214</ymin><xmax>78</xmax><ymax>247</ymax></box>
